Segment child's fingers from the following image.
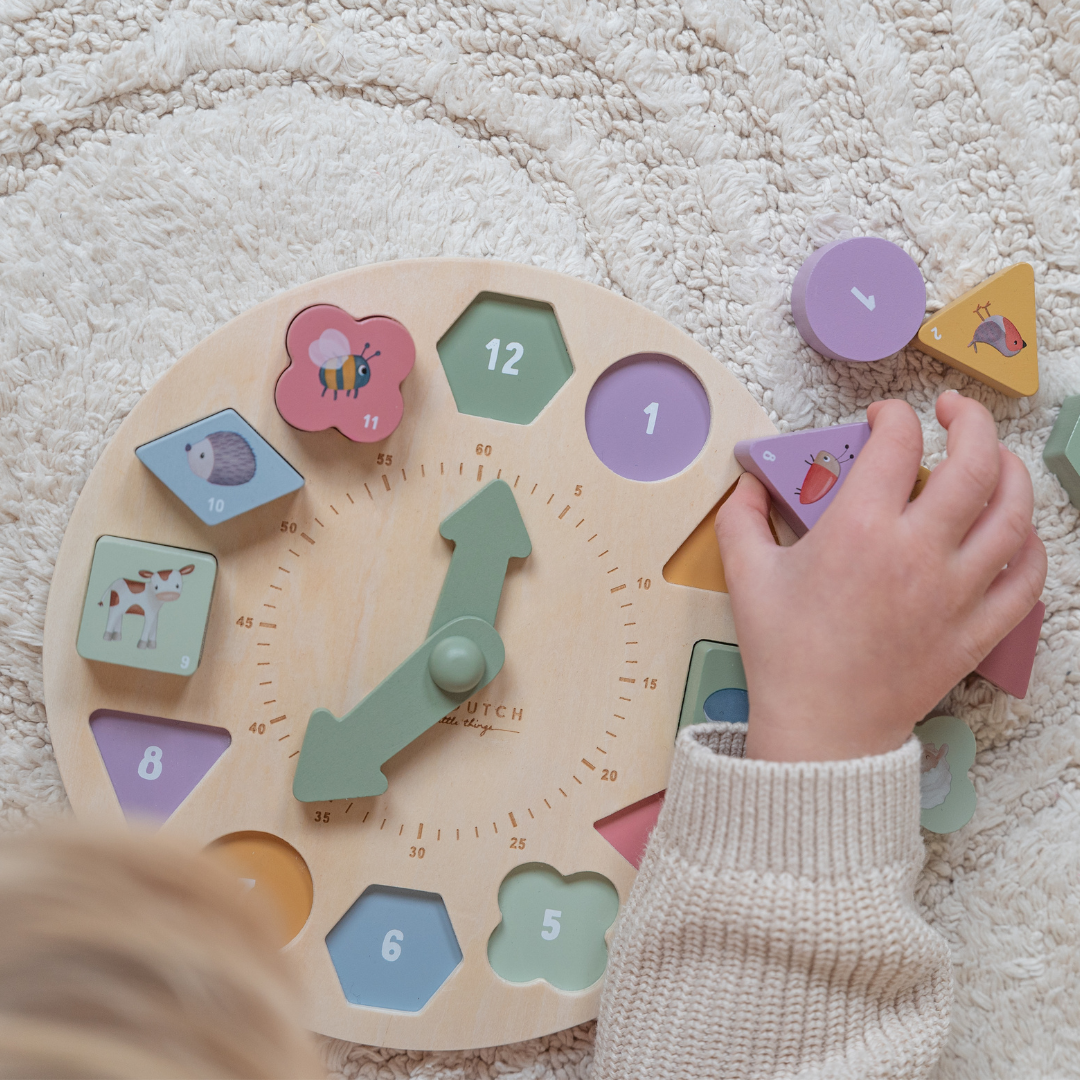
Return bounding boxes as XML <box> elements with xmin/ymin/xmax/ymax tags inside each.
<box><xmin>973</xmin><ymin>529</ymin><xmax>1047</xmax><ymax>656</ymax></box>
<box><xmin>958</xmin><ymin>446</ymin><xmax>1035</xmax><ymax>583</ymax></box>
<box><xmin>715</xmin><ymin>473</ymin><xmax>778</xmax><ymax>581</ymax></box>
<box><xmin>835</xmin><ymin>399</ymin><xmax>923</xmax><ymax>515</ymax></box>
<box><xmin>913</xmin><ymin>393</ymin><xmax>1002</xmax><ymax>545</ymax></box>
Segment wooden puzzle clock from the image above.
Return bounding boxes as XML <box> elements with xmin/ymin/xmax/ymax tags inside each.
<box><xmin>43</xmin><ymin>260</ymin><xmax>786</xmax><ymax>1051</ymax></box>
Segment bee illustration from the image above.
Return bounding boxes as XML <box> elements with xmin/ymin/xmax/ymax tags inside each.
<box><xmin>797</xmin><ymin>446</ymin><xmax>855</xmax><ymax>505</ymax></box>
<box><xmin>968</xmin><ymin>302</ymin><xmax>1026</xmax><ymax>358</ymax></box>
<box><xmin>308</xmin><ymin>328</ymin><xmax>378</xmax><ymax>400</ymax></box>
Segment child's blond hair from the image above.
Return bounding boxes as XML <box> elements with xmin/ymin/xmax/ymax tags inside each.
<box><xmin>0</xmin><ymin>823</ymin><xmax>324</xmax><ymax>1079</ymax></box>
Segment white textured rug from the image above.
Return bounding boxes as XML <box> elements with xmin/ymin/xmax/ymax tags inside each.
<box><xmin>3</xmin><ymin>3</ymin><xmax>1079</xmax><ymax>1077</ymax></box>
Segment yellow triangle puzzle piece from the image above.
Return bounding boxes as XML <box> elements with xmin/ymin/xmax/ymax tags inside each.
<box><xmin>914</xmin><ymin>263</ymin><xmax>1037</xmax><ymax>397</ymax></box>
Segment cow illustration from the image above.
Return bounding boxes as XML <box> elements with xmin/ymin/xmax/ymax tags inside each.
<box><xmin>98</xmin><ymin>566</ymin><xmax>195</xmax><ymax>649</ymax></box>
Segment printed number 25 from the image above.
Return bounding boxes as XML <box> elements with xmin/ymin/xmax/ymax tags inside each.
<box><xmin>541</xmin><ymin>908</ymin><xmax>562</xmax><ymax>941</ymax></box>
<box><xmin>485</xmin><ymin>338</ymin><xmax>523</xmax><ymax>376</ymax></box>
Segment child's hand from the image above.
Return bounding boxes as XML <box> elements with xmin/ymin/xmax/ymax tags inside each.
<box><xmin>715</xmin><ymin>393</ymin><xmax>1047</xmax><ymax>762</ymax></box>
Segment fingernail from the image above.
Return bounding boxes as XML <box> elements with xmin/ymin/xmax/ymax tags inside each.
<box><xmin>943</xmin><ymin>389</ymin><xmax>960</xmax><ymax>395</ymax></box>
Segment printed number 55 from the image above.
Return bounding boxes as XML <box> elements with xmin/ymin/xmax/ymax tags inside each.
<box><xmin>541</xmin><ymin>908</ymin><xmax>561</xmax><ymax>941</ymax></box>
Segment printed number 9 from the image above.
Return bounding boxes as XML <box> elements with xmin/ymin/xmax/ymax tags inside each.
<box><xmin>763</xmin><ymin>450</ymin><xmax>776</xmax><ymax>462</ymax></box>
<box><xmin>179</xmin><ymin>656</ymin><xmax>190</xmax><ymax>670</ymax></box>
<box><xmin>541</xmin><ymin>908</ymin><xmax>562</xmax><ymax>941</ymax></box>
<box><xmin>382</xmin><ymin>929</ymin><xmax>403</xmax><ymax>962</ymax></box>
<box><xmin>138</xmin><ymin>746</ymin><xmax>163</xmax><ymax>780</ymax></box>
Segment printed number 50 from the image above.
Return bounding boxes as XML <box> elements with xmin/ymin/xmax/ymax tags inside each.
<box><xmin>541</xmin><ymin>908</ymin><xmax>562</xmax><ymax>941</ymax></box>
<box><xmin>382</xmin><ymin>929</ymin><xmax>403</xmax><ymax>962</ymax></box>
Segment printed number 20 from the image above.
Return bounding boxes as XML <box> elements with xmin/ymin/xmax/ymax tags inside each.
<box><xmin>541</xmin><ymin>908</ymin><xmax>561</xmax><ymax>941</ymax></box>
<box><xmin>485</xmin><ymin>338</ymin><xmax>523</xmax><ymax>376</ymax></box>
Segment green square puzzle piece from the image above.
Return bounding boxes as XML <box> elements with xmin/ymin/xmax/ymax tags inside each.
<box><xmin>1044</xmin><ymin>394</ymin><xmax>1080</xmax><ymax>509</ymax></box>
<box><xmin>76</xmin><ymin>536</ymin><xmax>217</xmax><ymax>676</ymax></box>
<box><xmin>677</xmin><ymin>640</ymin><xmax>748</xmax><ymax>734</ymax></box>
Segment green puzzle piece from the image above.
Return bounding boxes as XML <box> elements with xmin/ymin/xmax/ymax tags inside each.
<box><xmin>292</xmin><ymin>616</ymin><xmax>505</xmax><ymax>802</ymax></box>
<box><xmin>914</xmin><ymin>715</ymin><xmax>977</xmax><ymax>834</ymax></box>
<box><xmin>1044</xmin><ymin>394</ymin><xmax>1080</xmax><ymax>509</ymax></box>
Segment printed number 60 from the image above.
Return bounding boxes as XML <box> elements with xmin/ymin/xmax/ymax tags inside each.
<box><xmin>382</xmin><ymin>929</ymin><xmax>403</xmax><ymax>962</ymax></box>
<box><xmin>541</xmin><ymin>908</ymin><xmax>562</xmax><ymax>941</ymax></box>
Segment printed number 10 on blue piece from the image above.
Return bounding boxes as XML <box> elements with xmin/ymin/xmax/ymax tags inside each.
<box><xmin>136</xmin><ymin>410</ymin><xmax>304</xmax><ymax>526</ymax></box>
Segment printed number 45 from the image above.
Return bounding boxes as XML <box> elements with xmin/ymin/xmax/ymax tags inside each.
<box><xmin>486</xmin><ymin>338</ymin><xmax>523</xmax><ymax>376</ymax></box>
<box><xmin>541</xmin><ymin>908</ymin><xmax>561</xmax><ymax>941</ymax></box>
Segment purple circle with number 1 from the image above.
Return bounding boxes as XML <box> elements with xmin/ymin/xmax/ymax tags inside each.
<box><xmin>585</xmin><ymin>354</ymin><xmax>710</xmax><ymax>482</ymax></box>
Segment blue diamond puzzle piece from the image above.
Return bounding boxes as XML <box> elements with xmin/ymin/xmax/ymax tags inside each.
<box><xmin>136</xmin><ymin>409</ymin><xmax>303</xmax><ymax>525</ymax></box>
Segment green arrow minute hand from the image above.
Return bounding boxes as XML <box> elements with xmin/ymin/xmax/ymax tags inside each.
<box><xmin>292</xmin><ymin>481</ymin><xmax>531</xmax><ymax>803</ymax></box>
<box><xmin>428</xmin><ymin>479</ymin><xmax>532</xmax><ymax>634</ymax></box>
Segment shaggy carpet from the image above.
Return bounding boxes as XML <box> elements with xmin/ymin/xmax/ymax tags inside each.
<box><xmin>2</xmin><ymin>2</ymin><xmax>1079</xmax><ymax>1077</ymax></box>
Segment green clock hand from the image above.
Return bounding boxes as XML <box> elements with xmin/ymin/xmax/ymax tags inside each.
<box><xmin>428</xmin><ymin>479</ymin><xmax>532</xmax><ymax>633</ymax></box>
<box><xmin>292</xmin><ymin>480</ymin><xmax>531</xmax><ymax>803</ymax></box>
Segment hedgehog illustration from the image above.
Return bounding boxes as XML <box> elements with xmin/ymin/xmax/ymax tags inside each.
<box><xmin>185</xmin><ymin>431</ymin><xmax>257</xmax><ymax>486</ymax></box>
<box><xmin>968</xmin><ymin>302</ymin><xmax>1026</xmax><ymax>357</ymax></box>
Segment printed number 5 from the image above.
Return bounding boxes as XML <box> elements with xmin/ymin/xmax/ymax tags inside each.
<box><xmin>643</xmin><ymin>401</ymin><xmax>658</xmax><ymax>435</ymax></box>
<box><xmin>382</xmin><ymin>929</ymin><xmax>403</xmax><ymax>962</ymax></box>
<box><xmin>541</xmin><ymin>908</ymin><xmax>562</xmax><ymax>941</ymax></box>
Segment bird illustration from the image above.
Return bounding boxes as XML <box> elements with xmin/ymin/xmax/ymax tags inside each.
<box><xmin>968</xmin><ymin>302</ymin><xmax>1026</xmax><ymax>357</ymax></box>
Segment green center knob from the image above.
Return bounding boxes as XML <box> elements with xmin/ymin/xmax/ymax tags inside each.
<box><xmin>428</xmin><ymin>636</ymin><xmax>486</xmax><ymax>694</ymax></box>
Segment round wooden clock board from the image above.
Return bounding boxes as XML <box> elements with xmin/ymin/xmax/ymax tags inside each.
<box><xmin>43</xmin><ymin>259</ymin><xmax>786</xmax><ymax>1051</ymax></box>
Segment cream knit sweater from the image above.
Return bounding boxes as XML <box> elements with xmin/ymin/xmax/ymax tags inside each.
<box><xmin>592</xmin><ymin>725</ymin><xmax>952</xmax><ymax>1079</ymax></box>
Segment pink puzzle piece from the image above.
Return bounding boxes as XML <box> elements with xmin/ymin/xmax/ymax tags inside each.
<box><xmin>594</xmin><ymin>790</ymin><xmax>665</xmax><ymax>869</ymax></box>
<box><xmin>277</xmin><ymin>305</ymin><xmax>415</xmax><ymax>443</ymax></box>
<box><xmin>974</xmin><ymin>600</ymin><xmax>1045</xmax><ymax>698</ymax></box>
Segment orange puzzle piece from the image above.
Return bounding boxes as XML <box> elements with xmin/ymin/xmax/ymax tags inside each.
<box><xmin>913</xmin><ymin>263</ymin><xmax>1037</xmax><ymax>398</ymax></box>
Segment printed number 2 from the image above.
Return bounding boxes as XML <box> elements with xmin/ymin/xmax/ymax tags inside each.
<box><xmin>382</xmin><ymin>929</ymin><xmax>403</xmax><ymax>962</ymax></box>
<box><xmin>643</xmin><ymin>401</ymin><xmax>659</xmax><ymax>435</ymax></box>
<box><xmin>138</xmin><ymin>746</ymin><xmax>163</xmax><ymax>780</ymax></box>
<box><xmin>485</xmin><ymin>338</ymin><xmax>523</xmax><ymax>376</ymax></box>
<box><xmin>541</xmin><ymin>908</ymin><xmax>562</xmax><ymax>941</ymax></box>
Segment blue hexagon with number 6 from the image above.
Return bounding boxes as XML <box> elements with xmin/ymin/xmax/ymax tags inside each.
<box><xmin>326</xmin><ymin>885</ymin><xmax>462</xmax><ymax>1012</ymax></box>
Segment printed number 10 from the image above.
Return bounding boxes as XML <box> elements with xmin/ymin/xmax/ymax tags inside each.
<box><xmin>485</xmin><ymin>338</ymin><xmax>523</xmax><ymax>376</ymax></box>
<box><xmin>643</xmin><ymin>401</ymin><xmax>659</xmax><ymax>435</ymax></box>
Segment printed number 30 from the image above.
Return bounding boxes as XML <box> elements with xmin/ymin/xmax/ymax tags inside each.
<box><xmin>382</xmin><ymin>929</ymin><xmax>403</xmax><ymax>961</ymax></box>
<box><xmin>541</xmin><ymin>908</ymin><xmax>562</xmax><ymax>941</ymax></box>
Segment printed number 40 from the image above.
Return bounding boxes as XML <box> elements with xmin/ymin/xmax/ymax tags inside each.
<box><xmin>541</xmin><ymin>908</ymin><xmax>561</xmax><ymax>941</ymax></box>
<box><xmin>485</xmin><ymin>338</ymin><xmax>523</xmax><ymax>376</ymax></box>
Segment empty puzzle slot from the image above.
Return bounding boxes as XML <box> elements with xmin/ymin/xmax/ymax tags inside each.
<box><xmin>206</xmin><ymin>832</ymin><xmax>314</xmax><ymax>947</ymax></box>
<box><xmin>487</xmin><ymin>862</ymin><xmax>618</xmax><ymax>991</ymax></box>
<box><xmin>436</xmin><ymin>292</ymin><xmax>574</xmax><ymax>426</ymax></box>
<box><xmin>89</xmin><ymin>709</ymin><xmax>230</xmax><ymax>823</ymax></box>
<box><xmin>326</xmin><ymin>885</ymin><xmax>462</xmax><ymax>1012</ymax></box>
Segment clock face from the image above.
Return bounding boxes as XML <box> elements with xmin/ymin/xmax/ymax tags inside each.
<box><xmin>43</xmin><ymin>259</ymin><xmax>781</xmax><ymax>1050</ymax></box>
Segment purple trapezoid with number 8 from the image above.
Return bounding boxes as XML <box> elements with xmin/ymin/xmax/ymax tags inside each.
<box><xmin>89</xmin><ymin>710</ymin><xmax>231</xmax><ymax>822</ymax></box>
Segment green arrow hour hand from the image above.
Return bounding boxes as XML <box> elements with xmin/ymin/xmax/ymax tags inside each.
<box><xmin>292</xmin><ymin>481</ymin><xmax>530</xmax><ymax>803</ymax></box>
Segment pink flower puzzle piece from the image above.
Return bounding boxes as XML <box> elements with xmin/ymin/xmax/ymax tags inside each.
<box><xmin>974</xmin><ymin>600</ymin><xmax>1045</xmax><ymax>698</ymax></box>
<box><xmin>277</xmin><ymin>305</ymin><xmax>415</xmax><ymax>443</ymax></box>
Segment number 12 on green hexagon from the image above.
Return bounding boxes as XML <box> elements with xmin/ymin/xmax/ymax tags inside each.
<box><xmin>485</xmin><ymin>339</ymin><xmax>523</xmax><ymax>376</ymax></box>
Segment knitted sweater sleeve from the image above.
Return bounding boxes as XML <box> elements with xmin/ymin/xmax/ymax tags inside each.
<box><xmin>591</xmin><ymin>724</ymin><xmax>952</xmax><ymax>1080</ymax></box>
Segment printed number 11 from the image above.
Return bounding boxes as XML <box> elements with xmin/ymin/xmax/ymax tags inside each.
<box><xmin>643</xmin><ymin>401</ymin><xmax>659</xmax><ymax>435</ymax></box>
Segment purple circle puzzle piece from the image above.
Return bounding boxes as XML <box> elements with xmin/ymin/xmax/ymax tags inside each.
<box><xmin>585</xmin><ymin>354</ymin><xmax>710</xmax><ymax>482</ymax></box>
<box><xmin>792</xmin><ymin>237</ymin><xmax>926</xmax><ymax>363</ymax></box>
